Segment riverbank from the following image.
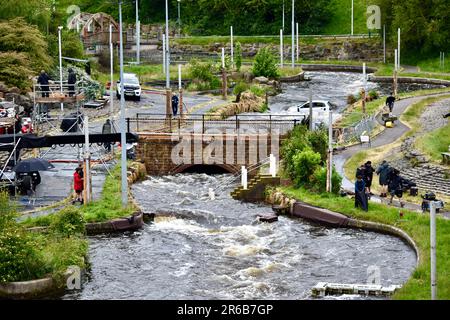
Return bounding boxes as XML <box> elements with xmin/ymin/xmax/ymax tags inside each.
<box><xmin>271</xmin><ymin>186</ymin><xmax>450</xmax><ymax>300</ymax></box>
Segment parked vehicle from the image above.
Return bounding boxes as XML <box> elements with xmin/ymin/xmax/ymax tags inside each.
<box><xmin>116</xmin><ymin>73</ymin><xmax>142</xmax><ymax>101</ymax></box>
<box><xmin>283</xmin><ymin>100</ymin><xmax>340</xmax><ymax>129</ymax></box>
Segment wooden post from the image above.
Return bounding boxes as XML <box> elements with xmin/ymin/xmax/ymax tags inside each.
<box><xmin>179</xmin><ymin>88</ymin><xmax>184</xmax><ymax>118</ymax></box>
<box><xmin>166</xmin><ymin>88</ymin><xmax>172</xmax><ymax>122</ymax></box>
<box><xmin>393</xmin><ymin>69</ymin><xmax>398</xmax><ymax>98</ymax></box>
<box><xmin>361</xmin><ymin>88</ymin><xmax>366</xmax><ymax>114</ymax></box>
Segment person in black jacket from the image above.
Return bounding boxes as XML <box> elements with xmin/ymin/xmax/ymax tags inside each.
<box><xmin>68</xmin><ymin>68</ymin><xmax>77</xmax><ymax>97</ymax></box>
<box><xmin>388</xmin><ymin>169</ymin><xmax>404</xmax><ymax>207</ymax></box>
<box><xmin>363</xmin><ymin>161</ymin><xmax>375</xmax><ymax>195</ymax></box>
<box><xmin>38</xmin><ymin>70</ymin><xmax>50</xmax><ymax>98</ymax></box>
<box><xmin>386</xmin><ymin>93</ymin><xmax>396</xmax><ymax>113</ymax></box>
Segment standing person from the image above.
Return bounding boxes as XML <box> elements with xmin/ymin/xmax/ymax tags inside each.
<box><xmin>376</xmin><ymin>160</ymin><xmax>390</xmax><ymax>198</ymax></box>
<box><xmin>388</xmin><ymin>169</ymin><xmax>404</xmax><ymax>207</ymax></box>
<box><xmin>37</xmin><ymin>70</ymin><xmax>50</xmax><ymax>98</ymax></box>
<box><xmin>356</xmin><ymin>164</ymin><xmax>366</xmax><ymax>180</ymax></box>
<box><xmin>73</xmin><ymin>167</ymin><xmax>84</xmax><ymax>204</ymax></box>
<box><xmin>355</xmin><ymin>175</ymin><xmax>368</xmax><ymax>211</ymax></box>
<box><xmin>68</xmin><ymin>68</ymin><xmax>77</xmax><ymax>97</ymax></box>
<box><xmin>364</xmin><ymin>161</ymin><xmax>375</xmax><ymax>196</ymax></box>
<box><xmin>386</xmin><ymin>93</ymin><xmax>396</xmax><ymax>113</ymax></box>
<box><xmin>172</xmin><ymin>94</ymin><xmax>179</xmax><ymax>117</ymax></box>
<box><xmin>102</xmin><ymin>119</ymin><xmax>112</xmax><ymax>152</ymax></box>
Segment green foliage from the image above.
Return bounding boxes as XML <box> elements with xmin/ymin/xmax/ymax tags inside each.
<box><xmin>307</xmin><ymin>129</ymin><xmax>328</xmax><ymax>162</ymax></box>
<box><xmin>0</xmin><ymin>0</ymin><xmax>53</xmax><ymax>32</ymax></box>
<box><xmin>249</xmin><ymin>84</ymin><xmax>266</xmax><ymax>97</ymax></box>
<box><xmin>0</xmin><ymin>52</ymin><xmax>34</xmax><ymax>90</ymax></box>
<box><xmin>0</xmin><ymin>227</ymin><xmax>47</xmax><ymax>282</ymax></box>
<box><xmin>233</xmin><ymin>82</ymin><xmax>249</xmax><ymax>95</ymax></box>
<box><xmin>0</xmin><ymin>18</ymin><xmax>52</xmax><ymax>72</ymax></box>
<box><xmin>235</xmin><ymin>42</ymin><xmax>242</xmax><ymax>72</ymax></box>
<box><xmin>310</xmin><ymin>167</ymin><xmax>343</xmax><ymax>194</ymax></box>
<box><xmin>376</xmin><ymin>0</ymin><xmax>449</xmax><ymax>57</ymax></box>
<box><xmin>50</xmin><ymin>206</ymin><xmax>86</xmax><ymax>237</ymax></box>
<box><xmin>291</xmin><ymin>149</ymin><xmax>322</xmax><ymax>186</ymax></box>
<box><xmin>368</xmin><ymin>90</ymin><xmax>379</xmax><ymax>100</ymax></box>
<box><xmin>252</xmin><ymin>47</ymin><xmax>279</xmax><ymax>79</ymax></box>
<box><xmin>187</xmin><ymin>59</ymin><xmax>221</xmax><ymax>91</ymax></box>
<box><xmin>0</xmin><ymin>192</ymin><xmax>46</xmax><ymax>282</ymax></box>
<box><xmin>46</xmin><ymin>30</ymin><xmax>85</xmax><ymax>62</ymax></box>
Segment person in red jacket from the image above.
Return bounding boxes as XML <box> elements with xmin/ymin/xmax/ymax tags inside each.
<box><xmin>73</xmin><ymin>167</ymin><xmax>84</xmax><ymax>204</ymax></box>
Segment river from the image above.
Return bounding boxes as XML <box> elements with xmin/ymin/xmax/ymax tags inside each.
<box><xmin>63</xmin><ymin>174</ymin><xmax>416</xmax><ymax>300</ymax></box>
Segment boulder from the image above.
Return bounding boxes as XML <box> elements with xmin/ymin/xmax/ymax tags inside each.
<box><xmin>254</xmin><ymin>76</ymin><xmax>269</xmax><ymax>84</ymax></box>
<box><xmin>8</xmin><ymin>87</ymin><xmax>21</xmax><ymax>94</ymax></box>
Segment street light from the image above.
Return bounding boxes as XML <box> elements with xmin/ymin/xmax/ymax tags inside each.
<box><xmin>291</xmin><ymin>0</ymin><xmax>295</xmax><ymax>68</ymax></box>
<box><xmin>165</xmin><ymin>0</ymin><xmax>171</xmax><ymax>117</ymax></box>
<box><xmin>177</xmin><ymin>0</ymin><xmax>181</xmax><ymax>37</ymax></box>
<box><xmin>135</xmin><ymin>0</ymin><xmax>140</xmax><ymax>64</ymax></box>
<box><xmin>58</xmin><ymin>26</ymin><xmax>63</xmax><ymax>111</ymax></box>
<box><xmin>118</xmin><ymin>0</ymin><xmax>128</xmax><ymax>207</ymax></box>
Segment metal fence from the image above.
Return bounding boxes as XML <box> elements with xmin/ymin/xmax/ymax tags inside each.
<box><xmin>336</xmin><ymin>115</ymin><xmax>378</xmax><ymax>145</ymax></box>
<box><xmin>127</xmin><ymin>113</ymin><xmax>306</xmax><ymax>135</ymax></box>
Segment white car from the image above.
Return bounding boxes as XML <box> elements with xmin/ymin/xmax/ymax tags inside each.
<box><xmin>284</xmin><ymin>100</ymin><xmax>340</xmax><ymax>128</ymax></box>
<box><xmin>117</xmin><ymin>73</ymin><xmax>142</xmax><ymax>101</ymax></box>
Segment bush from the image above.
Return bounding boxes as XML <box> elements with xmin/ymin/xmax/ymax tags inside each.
<box><xmin>307</xmin><ymin>128</ymin><xmax>328</xmax><ymax>162</ymax></box>
<box><xmin>0</xmin><ymin>191</ymin><xmax>16</xmax><ymax>229</ymax></box>
<box><xmin>249</xmin><ymin>84</ymin><xmax>266</xmax><ymax>97</ymax></box>
<box><xmin>368</xmin><ymin>90</ymin><xmax>379</xmax><ymax>100</ymax></box>
<box><xmin>309</xmin><ymin>167</ymin><xmax>343</xmax><ymax>194</ymax></box>
<box><xmin>252</xmin><ymin>47</ymin><xmax>279</xmax><ymax>79</ymax></box>
<box><xmin>50</xmin><ymin>206</ymin><xmax>86</xmax><ymax>237</ymax></box>
<box><xmin>291</xmin><ymin>149</ymin><xmax>322</xmax><ymax>187</ymax></box>
<box><xmin>0</xmin><ymin>52</ymin><xmax>34</xmax><ymax>90</ymax></box>
<box><xmin>347</xmin><ymin>94</ymin><xmax>357</xmax><ymax>105</ymax></box>
<box><xmin>233</xmin><ymin>81</ymin><xmax>249</xmax><ymax>102</ymax></box>
<box><xmin>0</xmin><ymin>227</ymin><xmax>47</xmax><ymax>282</ymax></box>
<box><xmin>235</xmin><ymin>42</ymin><xmax>242</xmax><ymax>72</ymax></box>
<box><xmin>188</xmin><ymin>59</ymin><xmax>221</xmax><ymax>91</ymax></box>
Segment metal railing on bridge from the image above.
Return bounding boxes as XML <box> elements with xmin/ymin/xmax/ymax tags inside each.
<box><xmin>126</xmin><ymin>113</ymin><xmax>307</xmax><ymax>135</ymax></box>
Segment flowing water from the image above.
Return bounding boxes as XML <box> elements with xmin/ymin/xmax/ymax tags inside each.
<box><xmin>62</xmin><ymin>71</ymin><xmax>433</xmax><ymax>300</ymax></box>
<box><xmin>63</xmin><ymin>174</ymin><xmax>416</xmax><ymax>300</ymax></box>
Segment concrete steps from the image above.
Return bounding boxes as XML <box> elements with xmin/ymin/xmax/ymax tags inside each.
<box><xmin>231</xmin><ymin>174</ymin><xmax>280</xmax><ymax>202</ymax></box>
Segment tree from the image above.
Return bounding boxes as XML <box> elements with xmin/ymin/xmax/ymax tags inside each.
<box><xmin>0</xmin><ymin>0</ymin><xmax>52</xmax><ymax>31</ymax></box>
<box><xmin>0</xmin><ymin>52</ymin><xmax>34</xmax><ymax>90</ymax></box>
<box><xmin>0</xmin><ymin>18</ymin><xmax>52</xmax><ymax>72</ymax></box>
<box><xmin>252</xmin><ymin>47</ymin><xmax>279</xmax><ymax>78</ymax></box>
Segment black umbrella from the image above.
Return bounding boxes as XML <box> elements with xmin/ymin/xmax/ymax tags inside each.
<box><xmin>13</xmin><ymin>158</ymin><xmax>55</xmax><ymax>173</ymax></box>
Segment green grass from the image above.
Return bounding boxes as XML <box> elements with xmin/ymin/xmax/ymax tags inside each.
<box><xmin>416</xmin><ymin>122</ymin><xmax>450</xmax><ymax>163</ymax></box>
<box><xmin>279</xmin><ymin>186</ymin><xmax>450</xmax><ymax>300</ymax></box>
<box><xmin>322</xmin><ymin>0</ymin><xmax>370</xmax><ymax>35</ymax></box>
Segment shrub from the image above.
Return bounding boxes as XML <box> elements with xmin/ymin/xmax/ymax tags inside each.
<box><xmin>291</xmin><ymin>149</ymin><xmax>322</xmax><ymax>187</ymax></box>
<box><xmin>0</xmin><ymin>227</ymin><xmax>47</xmax><ymax>282</ymax></box>
<box><xmin>249</xmin><ymin>84</ymin><xmax>266</xmax><ymax>97</ymax></box>
<box><xmin>235</xmin><ymin>42</ymin><xmax>242</xmax><ymax>72</ymax></box>
<box><xmin>233</xmin><ymin>81</ymin><xmax>249</xmax><ymax>102</ymax></box>
<box><xmin>281</xmin><ymin>125</ymin><xmax>310</xmax><ymax>176</ymax></box>
<box><xmin>50</xmin><ymin>206</ymin><xmax>86</xmax><ymax>237</ymax></box>
<box><xmin>0</xmin><ymin>191</ymin><xmax>16</xmax><ymax>229</ymax></box>
<box><xmin>252</xmin><ymin>47</ymin><xmax>279</xmax><ymax>78</ymax></box>
<box><xmin>309</xmin><ymin>166</ymin><xmax>343</xmax><ymax>194</ymax></box>
<box><xmin>368</xmin><ymin>90</ymin><xmax>379</xmax><ymax>100</ymax></box>
<box><xmin>187</xmin><ymin>59</ymin><xmax>221</xmax><ymax>91</ymax></box>
<box><xmin>347</xmin><ymin>94</ymin><xmax>357</xmax><ymax>105</ymax></box>
<box><xmin>307</xmin><ymin>128</ymin><xmax>328</xmax><ymax>162</ymax></box>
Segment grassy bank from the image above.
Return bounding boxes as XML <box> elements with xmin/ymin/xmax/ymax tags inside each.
<box><xmin>343</xmin><ymin>94</ymin><xmax>450</xmax><ymax>204</ymax></box>
<box><xmin>279</xmin><ymin>186</ymin><xmax>450</xmax><ymax>300</ymax></box>
<box><xmin>22</xmin><ymin>163</ymin><xmax>137</xmax><ymax>228</ymax></box>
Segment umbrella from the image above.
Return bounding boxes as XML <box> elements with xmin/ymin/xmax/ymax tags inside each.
<box><xmin>13</xmin><ymin>158</ymin><xmax>55</xmax><ymax>173</ymax></box>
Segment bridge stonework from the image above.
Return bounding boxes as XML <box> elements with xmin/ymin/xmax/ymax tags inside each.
<box><xmin>136</xmin><ymin>133</ymin><xmax>285</xmax><ymax>176</ymax></box>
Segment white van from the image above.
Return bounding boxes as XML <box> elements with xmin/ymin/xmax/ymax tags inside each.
<box><xmin>117</xmin><ymin>73</ymin><xmax>142</xmax><ymax>101</ymax></box>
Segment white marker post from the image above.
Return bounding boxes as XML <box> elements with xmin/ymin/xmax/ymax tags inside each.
<box><xmin>270</xmin><ymin>154</ymin><xmax>277</xmax><ymax>177</ymax></box>
<box><xmin>351</xmin><ymin>0</ymin><xmax>354</xmax><ymax>35</ymax></box>
<box><xmin>383</xmin><ymin>24</ymin><xmax>386</xmax><ymax>64</ymax></box>
<box><xmin>398</xmin><ymin>28</ymin><xmax>401</xmax><ymax>69</ymax></box>
<box><xmin>222</xmin><ymin>47</ymin><xmax>225</xmax><ymax>69</ymax></box>
<box><xmin>296</xmin><ymin>22</ymin><xmax>299</xmax><ymax>62</ymax></box>
<box><xmin>136</xmin><ymin>0</ymin><xmax>140</xmax><ymax>64</ymax></box>
<box><xmin>363</xmin><ymin>62</ymin><xmax>367</xmax><ymax>90</ymax></box>
<box><xmin>178</xmin><ymin>64</ymin><xmax>183</xmax><ymax>116</ymax></box>
<box><xmin>327</xmin><ymin>111</ymin><xmax>333</xmax><ymax>193</ymax></box>
<box><xmin>162</xmin><ymin>34</ymin><xmax>166</xmax><ymax>73</ymax></box>
<box><xmin>430</xmin><ymin>201</ymin><xmax>437</xmax><ymax>300</ymax></box>
<box><xmin>58</xmin><ymin>26</ymin><xmax>64</xmax><ymax>112</ymax></box>
<box><xmin>109</xmin><ymin>24</ymin><xmax>114</xmax><ymax>120</ymax></box>
<box><xmin>309</xmin><ymin>88</ymin><xmax>313</xmax><ymax>131</ymax></box>
<box><xmin>230</xmin><ymin>26</ymin><xmax>234</xmax><ymax>68</ymax></box>
<box><xmin>291</xmin><ymin>0</ymin><xmax>295</xmax><ymax>68</ymax></box>
<box><xmin>84</xmin><ymin>116</ymin><xmax>91</xmax><ymax>204</ymax></box>
<box><xmin>280</xmin><ymin>29</ymin><xmax>284</xmax><ymax>67</ymax></box>
<box><xmin>241</xmin><ymin>166</ymin><xmax>248</xmax><ymax>190</ymax></box>
<box><xmin>394</xmin><ymin>49</ymin><xmax>398</xmax><ymax>71</ymax></box>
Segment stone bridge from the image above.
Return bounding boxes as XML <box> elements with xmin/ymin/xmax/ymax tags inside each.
<box><xmin>136</xmin><ymin>132</ymin><xmax>286</xmax><ymax>176</ymax></box>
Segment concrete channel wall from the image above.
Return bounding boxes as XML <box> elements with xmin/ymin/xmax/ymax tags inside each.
<box><xmin>266</xmin><ymin>190</ymin><xmax>420</xmax><ymax>268</ymax></box>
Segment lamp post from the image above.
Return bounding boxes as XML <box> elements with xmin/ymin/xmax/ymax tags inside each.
<box><xmin>351</xmin><ymin>0</ymin><xmax>354</xmax><ymax>35</ymax></box>
<box><xmin>282</xmin><ymin>0</ymin><xmax>285</xmax><ymax>31</ymax></box>
<box><xmin>109</xmin><ymin>24</ymin><xmax>114</xmax><ymax>121</ymax></box>
<box><xmin>135</xmin><ymin>0</ymin><xmax>140</xmax><ymax>64</ymax></box>
<box><xmin>291</xmin><ymin>0</ymin><xmax>295</xmax><ymax>68</ymax></box>
<box><xmin>177</xmin><ymin>0</ymin><xmax>181</xmax><ymax>37</ymax></box>
<box><xmin>165</xmin><ymin>0</ymin><xmax>171</xmax><ymax>118</ymax></box>
<box><xmin>118</xmin><ymin>0</ymin><xmax>128</xmax><ymax>207</ymax></box>
<box><xmin>58</xmin><ymin>26</ymin><xmax>63</xmax><ymax>111</ymax></box>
